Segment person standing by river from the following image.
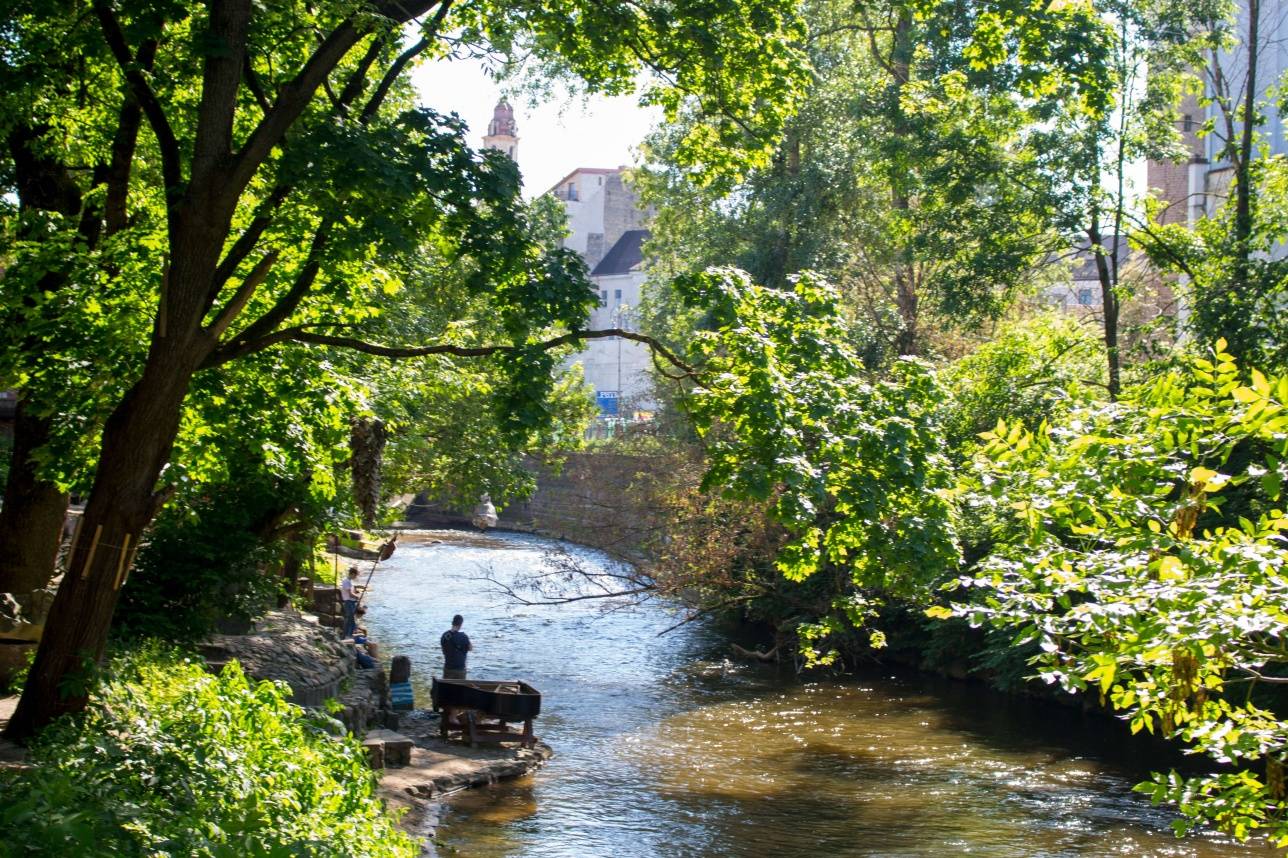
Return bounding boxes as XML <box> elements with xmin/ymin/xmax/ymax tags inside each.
<box><xmin>440</xmin><ymin>614</ymin><xmax>472</xmax><ymax>679</ymax></box>
<box><xmin>340</xmin><ymin>566</ymin><xmax>362</xmax><ymax>638</ymax></box>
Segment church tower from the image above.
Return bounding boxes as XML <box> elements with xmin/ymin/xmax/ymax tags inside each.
<box><xmin>482</xmin><ymin>99</ymin><xmax>518</xmax><ymax>160</ymax></box>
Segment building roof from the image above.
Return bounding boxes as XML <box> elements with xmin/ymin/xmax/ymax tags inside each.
<box><xmin>591</xmin><ymin>229</ymin><xmax>649</xmax><ymax>277</ymax></box>
<box><xmin>1068</xmin><ymin>236</ymin><xmax>1133</xmax><ymax>281</ymax></box>
<box><xmin>547</xmin><ymin>166</ymin><xmax>625</xmax><ymax>194</ymax></box>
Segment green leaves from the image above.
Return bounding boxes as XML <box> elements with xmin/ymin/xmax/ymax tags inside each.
<box><xmin>0</xmin><ymin>649</ymin><xmax>416</xmax><ymax>856</ymax></box>
<box><xmin>675</xmin><ymin>267</ymin><xmax>960</xmax><ymax>657</ymax></box>
<box><xmin>938</xmin><ymin>345</ymin><xmax>1288</xmax><ymax>845</ymax></box>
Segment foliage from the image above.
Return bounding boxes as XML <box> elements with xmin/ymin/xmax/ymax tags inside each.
<box><xmin>939</xmin><ymin>313</ymin><xmax>1106</xmax><ymax>456</ymax></box>
<box><xmin>676</xmin><ymin>268</ymin><xmax>961</xmax><ymax>662</ymax></box>
<box><xmin>937</xmin><ymin>343</ymin><xmax>1288</xmax><ymax>844</ymax></box>
<box><xmin>638</xmin><ymin>0</ymin><xmax>1116</xmax><ymax>357</ymax></box>
<box><xmin>0</xmin><ymin>648</ymin><xmax>416</xmax><ymax>857</ymax></box>
<box><xmin>1142</xmin><ymin>155</ymin><xmax>1288</xmax><ymax>370</ymax></box>
<box><xmin>113</xmin><ymin>473</ymin><xmax>325</xmax><ymax>643</ymax></box>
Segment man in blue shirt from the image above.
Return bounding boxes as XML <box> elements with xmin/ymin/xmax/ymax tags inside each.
<box><xmin>440</xmin><ymin>614</ymin><xmax>472</xmax><ymax>679</ymax></box>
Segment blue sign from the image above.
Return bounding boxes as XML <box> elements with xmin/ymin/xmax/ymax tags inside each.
<box><xmin>596</xmin><ymin>391</ymin><xmax>620</xmax><ymax>415</ymax></box>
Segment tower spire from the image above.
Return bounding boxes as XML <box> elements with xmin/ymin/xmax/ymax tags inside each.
<box><xmin>482</xmin><ymin>98</ymin><xmax>519</xmax><ymax>160</ymax></box>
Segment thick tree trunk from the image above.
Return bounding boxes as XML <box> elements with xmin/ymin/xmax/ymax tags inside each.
<box><xmin>0</xmin><ymin>402</ymin><xmax>69</xmax><ymax>601</ymax></box>
<box><xmin>4</xmin><ymin>351</ymin><xmax>197</xmax><ymax>740</ymax></box>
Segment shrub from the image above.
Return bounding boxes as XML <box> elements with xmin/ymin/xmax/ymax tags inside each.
<box><xmin>938</xmin><ymin>343</ymin><xmax>1288</xmax><ymax>844</ymax></box>
<box><xmin>0</xmin><ymin>648</ymin><xmax>416</xmax><ymax>857</ymax></box>
<box><xmin>114</xmin><ymin>475</ymin><xmax>318</xmax><ymax>642</ymax></box>
<box><xmin>939</xmin><ymin>313</ymin><xmax>1105</xmax><ymax>457</ymax></box>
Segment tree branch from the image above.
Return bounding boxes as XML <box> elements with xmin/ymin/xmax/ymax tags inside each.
<box><xmin>191</xmin><ymin>0</ymin><xmax>252</xmax><ymax>190</ymax></box>
<box><xmin>204</xmin><ymin>325</ymin><xmax>699</xmax><ymax>376</ymax></box>
<box><xmin>227</xmin><ymin>0</ymin><xmax>442</xmax><ymax>202</ymax></box>
<box><xmin>208</xmin><ymin>222</ymin><xmax>331</xmax><ymax>362</ymax></box>
<box><xmin>208</xmin><ymin>184</ymin><xmax>291</xmax><ymax>306</ymax></box>
<box><xmin>98</xmin><ymin>38</ymin><xmax>159</xmax><ymax>237</ymax></box>
<box><xmin>206</xmin><ymin>250</ymin><xmax>279</xmax><ymax>338</ymax></box>
<box><xmin>337</xmin><ymin>35</ymin><xmax>390</xmax><ymax>116</ymax></box>
<box><xmin>92</xmin><ymin>0</ymin><xmax>182</xmax><ymax>193</ymax></box>
<box><xmin>243</xmin><ymin>53</ymin><xmax>273</xmax><ymax>114</ymax></box>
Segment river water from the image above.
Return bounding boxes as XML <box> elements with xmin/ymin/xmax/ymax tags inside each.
<box><xmin>361</xmin><ymin>530</ymin><xmax>1265</xmax><ymax>857</ymax></box>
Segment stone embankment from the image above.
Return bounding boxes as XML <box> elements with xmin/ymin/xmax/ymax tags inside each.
<box><xmin>201</xmin><ymin>609</ymin><xmax>551</xmax><ymax>846</ymax></box>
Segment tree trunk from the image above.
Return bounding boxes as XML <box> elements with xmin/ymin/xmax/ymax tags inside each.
<box><xmin>1232</xmin><ymin>0</ymin><xmax>1259</xmax><ymax>296</ymax></box>
<box><xmin>4</xmin><ymin>352</ymin><xmax>197</xmax><ymax>740</ymax></box>
<box><xmin>1088</xmin><ymin>211</ymin><xmax>1121</xmax><ymax>400</ymax></box>
<box><xmin>890</xmin><ymin>6</ymin><xmax>918</xmax><ymax>356</ymax></box>
<box><xmin>0</xmin><ymin>402</ymin><xmax>69</xmax><ymax>602</ymax></box>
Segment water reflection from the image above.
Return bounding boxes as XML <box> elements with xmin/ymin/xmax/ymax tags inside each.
<box><xmin>361</xmin><ymin>531</ymin><xmax>1262</xmax><ymax>857</ymax></box>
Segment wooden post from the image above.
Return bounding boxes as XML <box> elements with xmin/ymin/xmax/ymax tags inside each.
<box><xmin>112</xmin><ymin>533</ymin><xmax>132</xmax><ymax>589</ymax></box>
<box><xmin>80</xmin><ymin>524</ymin><xmax>103</xmax><ymax>579</ymax></box>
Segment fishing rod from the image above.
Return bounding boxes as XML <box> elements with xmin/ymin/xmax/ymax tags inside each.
<box><xmin>355</xmin><ymin>532</ymin><xmax>398</xmax><ymax>610</ymax></box>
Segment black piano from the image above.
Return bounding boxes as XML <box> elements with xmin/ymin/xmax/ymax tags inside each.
<box><xmin>431</xmin><ymin>678</ymin><xmax>541</xmax><ymax>747</ymax></box>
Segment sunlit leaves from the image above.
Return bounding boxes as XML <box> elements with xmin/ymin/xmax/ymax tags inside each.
<box><xmin>936</xmin><ymin>345</ymin><xmax>1288</xmax><ymax>844</ymax></box>
<box><xmin>675</xmin><ymin>267</ymin><xmax>960</xmax><ymax>658</ymax></box>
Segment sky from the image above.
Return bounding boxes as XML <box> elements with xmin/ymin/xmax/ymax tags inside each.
<box><xmin>411</xmin><ymin>57</ymin><xmax>660</xmax><ymax>198</ymax></box>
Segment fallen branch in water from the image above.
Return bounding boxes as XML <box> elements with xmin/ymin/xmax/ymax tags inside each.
<box><xmin>730</xmin><ymin>643</ymin><xmax>780</xmax><ymax>662</ymax></box>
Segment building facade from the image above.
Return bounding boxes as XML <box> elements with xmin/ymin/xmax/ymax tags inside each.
<box><xmin>548</xmin><ymin>166</ymin><xmax>654</xmax><ymax>416</ymax></box>
<box><xmin>1148</xmin><ymin>3</ymin><xmax>1288</xmax><ymax>228</ymax></box>
<box><xmin>477</xmin><ymin>101</ymin><xmax>654</xmax><ymax>416</ymax></box>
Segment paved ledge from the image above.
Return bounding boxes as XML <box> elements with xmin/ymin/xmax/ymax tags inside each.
<box><xmin>377</xmin><ymin>710</ymin><xmax>552</xmax><ymax>841</ymax></box>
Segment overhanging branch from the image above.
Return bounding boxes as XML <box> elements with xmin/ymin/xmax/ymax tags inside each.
<box><xmin>203</xmin><ymin>324</ymin><xmax>698</xmax><ymax>376</ymax></box>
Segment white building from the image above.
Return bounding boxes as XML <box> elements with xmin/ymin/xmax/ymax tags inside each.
<box><xmin>477</xmin><ymin>102</ymin><xmax>655</xmax><ymax>416</ymax></box>
<box><xmin>548</xmin><ymin>167</ymin><xmax>654</xmax><ymax>416</ymax></box>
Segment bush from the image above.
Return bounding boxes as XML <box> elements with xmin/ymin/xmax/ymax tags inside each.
<box><xmin>0</xmin><ymin>648</ymin><xmax>416</xmax><ymax>857</ymax></box>
<box><xmin>939</xmin><ymin>343</ymin><xmax>1288</xmax><ymax>844</ymax></box>
<box><xmin>939</xmin><ymin>313</ymin><xmax>1105</xmax><ymax>456</ymax></box>
<box><xmin>114</xmin><ymin>475</ymin><xmax>317</xmax><ymax>642</ymax></box>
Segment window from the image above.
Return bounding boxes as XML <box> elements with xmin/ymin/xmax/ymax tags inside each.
<box><xmin>614</xmin><ymin>289</ymin><xmax>622</xmax><ymax>301</ymax></box>
<box><xmin>1077</xmin><ymin>288</ymin><xmax>1093</xmax><ymax>306</ymax></box>
<box><xmin>599</xmin><ymin>290</ymin><xmax>607</xmax><ymax>307</ymax></box>
<box><xmin>1182</xmin><ymin>113</ymin><xmax>1194</xmax><ymax>132</ymax></box>
<box><xmin>566</xmin><ymin>182</ymin><xmax>578</xmax><ymax>201</ymax></box>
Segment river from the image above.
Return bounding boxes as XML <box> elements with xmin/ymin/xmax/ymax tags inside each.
<box><xmin>361</xmin><ymin>530</ymin><xmax>1266</xmax><ymax>857</ymax></box>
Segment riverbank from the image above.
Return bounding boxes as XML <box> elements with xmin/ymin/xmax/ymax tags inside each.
<box><xmin>202</xmin><ymin>607</ymin><xmax>552</xmax><ymax>845</ymax></box>
<box><xmin>1</xmin><ymin>607</ymin><xmax>551</xmax><ymax>853</ymax></box>
<box><xmin>377</xmin><ymin>709</ymin><xmax>552</xmax><ymax>840</ymax></box>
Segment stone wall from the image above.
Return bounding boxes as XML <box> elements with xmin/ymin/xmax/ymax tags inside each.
<box><xmin>200</xmin><ymin>610</ymin><xmax>388</xmax><ymax>734</ymax></box>
<box><xmin>409</xmin><ymin>452</ymin><xmax>664</xmax><ymax>562</ymax></box>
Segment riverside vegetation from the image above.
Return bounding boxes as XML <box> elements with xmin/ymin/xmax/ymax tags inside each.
<box><xmin>2</xmin><ymin>0</ymin><xmax>1288</xmax><ymax>853</ymax></box>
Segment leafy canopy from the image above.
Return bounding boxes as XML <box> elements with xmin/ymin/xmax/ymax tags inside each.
<box><xmin>939</xmin><ymin>343</ymin><xmax>1288</xmax><ymax>844</ymax></box>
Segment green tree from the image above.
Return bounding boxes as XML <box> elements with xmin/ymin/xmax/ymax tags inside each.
<box><xmin>0</xmin><ymin>0</ymin><xmax>808</xmax><ymax>738</ymax></box>
<box><xmin>639</xmin><ymin>0</ymin><xmax>1114</xmax><ymax>358</ymax></box>
<box><xmin>940</xmin><ymin>343</ymin><xmax>1288</xmax><ymax>844</ymax></box>
<box><xmin>673</xmin><ymin>268</ymin><xmax>961</xmax><ymax>661</ymax></box>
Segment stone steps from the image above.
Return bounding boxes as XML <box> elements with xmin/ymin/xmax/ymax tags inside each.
<box><xmin>363</xmin><ymin>728</ymin><xmax>414</xmax><ymax>769</ymax></box>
